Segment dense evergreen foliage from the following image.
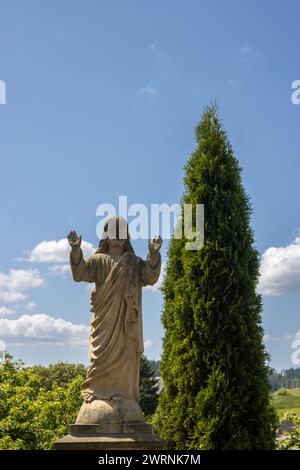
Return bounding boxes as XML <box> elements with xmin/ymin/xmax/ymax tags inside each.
<box><xmin>148</xmin><ymin>359</ymin><xmax>160</xmax><ymax>377</ymax></box>
<box><xmin>153</xmin><ymin>104</ymin><xmax>277</xmax><ymax>449</ymax></box>
<box><xmin>139</xmin><ymin>354</ymin><xmax>159</xmax><ymax>417</ymax></box>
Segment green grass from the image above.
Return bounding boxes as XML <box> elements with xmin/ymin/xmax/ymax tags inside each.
<box><xmin>272</xmin><ymin>388</ymin><xmax>300</xmax><ymax>418</ymax></box>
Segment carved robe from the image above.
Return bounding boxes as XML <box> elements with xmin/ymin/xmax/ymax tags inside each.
<box><xmin>70</xmin><ymin>250</ymin><xmax>161</xmax><ymax>404</ymax></box>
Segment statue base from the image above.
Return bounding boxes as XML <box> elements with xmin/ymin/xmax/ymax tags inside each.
<box><xmin>54</xmin><ymin>397</ymin><xmax>165</xmax><ymax>450</ymax></box>
<box><xmin>54</xmin><ymin>423</ymin><xmax>165</xmax><ymax>450</ymax></box>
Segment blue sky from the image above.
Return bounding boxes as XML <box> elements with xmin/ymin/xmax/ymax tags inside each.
<box><xmin>0</xmin><ymin>0</ymin><xmax>300</xmax><ymax>371</ymax></box>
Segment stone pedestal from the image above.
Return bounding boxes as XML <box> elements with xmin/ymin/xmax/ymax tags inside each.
<box><xmin>54</xmin><ymin>397</ymin><xmax>165</xmax><ymax>450</ymax></box>
<box><xmin>54</xmin><ymin>423</ymin><xmax>165</xmax><ymax>450</ymax></box>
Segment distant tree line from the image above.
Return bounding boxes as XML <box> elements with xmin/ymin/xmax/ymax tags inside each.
<box><xmin>148</xmin><ymin>359</ymin><xmax>160</xmax><ymax>376</ymax></box>
<box><xmin>269</xmin><ymin>368</ymin><xmax>300</xmax><ymax>391</ymax></box>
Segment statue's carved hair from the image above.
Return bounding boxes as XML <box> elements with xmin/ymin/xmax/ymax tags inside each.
<box><xmin>95</xmin><ymin>217</ymin><xmax>135</xmax><ymax>255</ymax></box>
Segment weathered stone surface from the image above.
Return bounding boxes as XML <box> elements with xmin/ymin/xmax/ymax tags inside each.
<box><xmin>54</xmin><ymin>423</ymin><xmax>165</xmax><ymax>450</ymax></box>
<box><xmin>276</xmin><ymin>419</ymin><xmax>297</xmax><ymax>435</ymax></box>
<box><xmin>54</xmin><ymin>433</ymin><xmax>165</xmax><ymax>450</ymax></box>
<box><xmin>55</xmin><ymin>221</ymin><xmax>164</xmax><ymax>450</ymax></box>
<box><xmin>66</xmin><ymin>221</ymin><xmax>162</xmax><ymax>413</ymax></box>
<box><xmin>75</xmin><ymin>397</ymin><xmax>145</xmax><ymax>426</ymax></box>
<box><xmin>71</xmin><ymin>422</ymin><xmax>153</xmax><ymax>435</ymax></box>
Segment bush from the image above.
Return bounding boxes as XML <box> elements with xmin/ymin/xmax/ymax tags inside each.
<box><xmin>277</xmin><ymin>388</ymin><xmax>288</xmax><ymax>397</ymax></box>
<box><xmin>0</xmin><ymin>354</ymin><xmax>83</xmax><ymax>449</ymax></box>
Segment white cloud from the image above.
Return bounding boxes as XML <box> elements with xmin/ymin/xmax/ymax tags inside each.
<box><xmin>0</xmin><ymin>306</ymin><xmax>15</xmax><ymax>316</ymax></box>
<box><xmin>264</xmin><ymin>334</ymin><xmax>293</xmax><ymax>343</ymax></box>
<box><xmin>25</xmin><ymin>301</ymin><xmax>36</xmax><ymax>312</ymax></box>
<box><xmin>227</xmin><ymin>78</ymin><xmax>239</xmax><ymax>86</ymax></box>
<box><xmin>21</xmin><ymin>239</ymin><xmax>95</xmax><ymax>263</ymax></box>
<box><xmin>48</xmin><ymin>264</ymin><xmax>70</xmax><ymax>276</ymax></box>
<box><xmin>148</xmin><ymin>43</ymin><xmax>163</xmax><ymax>58</ymax></box>
<box><xmin>144</xmin><ymin>339</ymin><xmax>153</xmax><ymax>350</ymax></box>
<box><xmin>0</xmin><ymin>313</ymin><xmax>89</xmax><ymax>347</ymax></box>
<box><xmin>259</xmin><ymin>234</ymin><xmax>300</xmax><ymax>296</ymax></box>
<box><xmin>145</xmin><ymin>263</ymin><xmax>165</xmax><ymax>292</ymax></box>
<box><xmin>0</xmin><ymin>339</ymin><xmax>6</xmax><ymax>361</ymax></box>
<box><xmin>239</xmin><ymin>46</ymin><xmax>260</xmax><ymax>62</ymax></box>
<box><xmin>138</xmin><ymin>85</ymin><xmax>158</xmax><ymax>96</ymax></box>
<box><xmin>0</xmin><ymin>269</ymin><xmax>44</xmax><ymax>303</ymax></box>
<box><xmin>86</xmin><ymin>284</ymin><xmax>95</xmax><ymax>294</ymax></box>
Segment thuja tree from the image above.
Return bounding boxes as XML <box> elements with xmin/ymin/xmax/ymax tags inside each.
<box><xmin>139</xmin><ymin>354</ymin><xmax>159</xmax><ymax>417</ymax></box>
<box><xmin>153</xmin><ymin>104</ymin><xmax>277</xmax><ymax>450</ymax></box>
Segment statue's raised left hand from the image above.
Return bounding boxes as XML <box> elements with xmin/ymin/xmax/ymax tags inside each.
<box><xmin>67</xmin><ymin>230</ymin><xmax>82</xmax><ymax>250</ymax></box>
<box><xmin>148</xmin><ymin>236</ymin><xmax>162</xmax><ymax>254</ymax></box>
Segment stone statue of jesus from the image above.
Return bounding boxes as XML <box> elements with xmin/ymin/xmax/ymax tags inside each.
<box><xmin>67</xmin><ymin>217</ymin><xmax>162</xmax><ymax>426</ymax></box>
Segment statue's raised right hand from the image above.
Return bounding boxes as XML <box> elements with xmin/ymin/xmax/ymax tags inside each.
<box><xmin>67</xmin><ymin>230</ymin><xmax>82</xmax><ymax>250</ymax></box>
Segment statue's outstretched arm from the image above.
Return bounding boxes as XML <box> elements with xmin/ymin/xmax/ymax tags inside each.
<box><xmin>141</xmin><ymin>236</ymin><xmax>163</xmax><ymax>286</ymax></box>
<box><xmin>67</xmin><ymin>230</ymin><xmax>96</xmax><ymax>283</ymax></box>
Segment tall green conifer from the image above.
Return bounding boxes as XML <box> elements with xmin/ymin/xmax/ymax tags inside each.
<box><xmin>154</xmin><ymin>104</ymin><xmax>277</xmax><ymax>449</ymax></box>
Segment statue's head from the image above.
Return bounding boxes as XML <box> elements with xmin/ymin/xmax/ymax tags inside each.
<box><xmin>95</xmin><ymin>216</ymin><xmax>135</xmax><ymax>254</ymax></box>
